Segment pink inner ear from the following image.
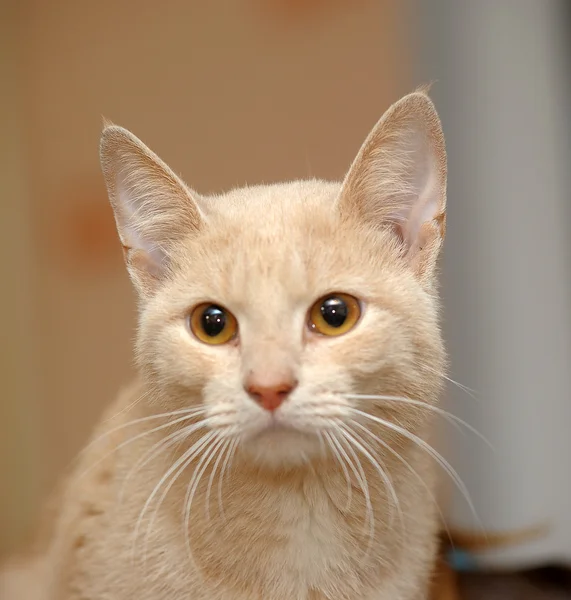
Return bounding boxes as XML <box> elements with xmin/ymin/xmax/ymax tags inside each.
<box><xmin>390</xmin><ymin>146</ymin><xmax>441</xmax><ymax>250</ymax></box>
<box><xmin>128</xmin><ymin>248</ymin><xmax>164</xmax><ymax>280</ymax></box>
<box><xmin>116</xmin><ymin>177</ymin><xmax>168</xmax><ymax>271</ymax></box>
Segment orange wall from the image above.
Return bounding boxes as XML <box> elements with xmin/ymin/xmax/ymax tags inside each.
<box><xmin>1</xmin><ymin>0</ymin><xmax>412</xmax><ymax>553</ymax></box>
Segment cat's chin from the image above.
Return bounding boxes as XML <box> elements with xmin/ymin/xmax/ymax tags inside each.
<box><xmin>241</xmin><ymin>425</ymin><xmax>322</xmax><ymax>469</ymax></box>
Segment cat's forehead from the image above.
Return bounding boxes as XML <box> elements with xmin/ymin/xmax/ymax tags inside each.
<box><xmin>205</xmin><ymin>180</ymin><xmax>341</xmax><ymax>225</ymax></box>
<box><xmin>172</xmin><ymin>180</ymin><xmax>390</xmax><ymax>306</ymax></box>
<box><xmin>200</xmin><ymin>180</ymin><xmax>347</xmax><ymax>269</ymax></box>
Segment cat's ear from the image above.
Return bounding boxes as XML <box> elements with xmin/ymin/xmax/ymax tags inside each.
<box><xmin>339</xmin><ymin>90</ymin><xmax>447</xmax><ymax>280</ymax></box>
<box><xmin>100</xmin><ymin>124</ymin><xmax>203</xmax><ymax>297</ymax></box>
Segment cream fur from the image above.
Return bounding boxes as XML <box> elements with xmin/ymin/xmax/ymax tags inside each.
<box><xmin>2</xmin><ymin>90</ymin><xmax>447</xmax><ymax>600</ymax></box>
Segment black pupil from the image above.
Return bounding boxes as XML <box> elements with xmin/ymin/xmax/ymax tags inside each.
<box><xmin>320</xmin><ymin>297</ymin><xmax>348</xmax><ymax>328</ymax></box>
<box><xmin>201</xmin><ymin>306</ymin><xmax>226</xmax><ymax>337</ymax></box>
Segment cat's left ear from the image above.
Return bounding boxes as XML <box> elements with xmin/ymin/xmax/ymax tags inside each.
<box><xmin>338</xmin><ymin>90</ymin><xmax>447</xmax><ymax>280</ymax></box>
<box><xmin>100</xmin><ymin>124</ymin><xmax>204</xmax><ymax>298</ymax></box>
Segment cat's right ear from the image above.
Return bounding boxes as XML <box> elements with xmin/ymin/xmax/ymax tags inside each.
<box><xmin>100</xmin><ymin>124</ymin><xmax>204</xmax><ymax>298</ymax></box>
<box><xmin>338</xmin><ymin>90</ymin><xmax>447</xmax><ymax>283</ymax></box>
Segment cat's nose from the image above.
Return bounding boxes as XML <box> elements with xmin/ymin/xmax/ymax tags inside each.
<box><xmin>244</xmin><ymin>376</ymin><xmax>298</xmax><ymax>412</ymax></box>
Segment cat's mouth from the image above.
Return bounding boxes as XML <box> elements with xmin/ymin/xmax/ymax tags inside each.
<box><xmin>246</xmin><ymin>414</ymin><xmax>311</xmax><ymax>441</ymax></box>
<box><xmin>236</xmin><ymin>410</ymin><xmax>326</xmax><ymax>466</ymax></box>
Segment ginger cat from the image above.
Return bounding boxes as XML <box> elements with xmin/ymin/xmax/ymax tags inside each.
<box><xmin>2</xmin><ymin>90</ymin><xmax>448</xmax><ymax>599</ymax></box>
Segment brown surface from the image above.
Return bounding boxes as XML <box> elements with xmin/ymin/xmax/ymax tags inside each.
<box><xmin>1</xmin><ymin>0</ymin><xmax>411</xmax><ymax>555</ymax></box>
<box><xmin>431</xmin><ymin>565</ymin><xmax>571</xmax><ymax>600</ymax></box>
<box><xmin>429</xmin><ymin>537</ymin><xmax>571</xmax><ymax>600</ymax></box>
<box><xmin>430</xmin><ymin>556</ymin><xmax>460</xmax><ymax>600</ymax></box>
<box><xmin>458</xmin><ymin>567</ymin><xmax>571</xmax><ymax>600</ymax></box>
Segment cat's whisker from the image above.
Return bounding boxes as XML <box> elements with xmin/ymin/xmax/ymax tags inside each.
<box><xmin>218</xmin><ymin>436</ymin><xmax>240</xmax><ymax>523</ymax></box>
<box><xmin>332</xmin><ymin>428</ymin><xmax>375</xmax><ymax>554</ymax></box>
<box><xmin>418</xmin><ymin>363</ymin><xmax>479</xmax><ymax>400</ymax></box>
<box><xmin>119</xmin><ymin>419</ymin><xmax>212</xmax><ymax>505</ymax></box>
<box><xmin>136</xmin><ymin>432</ymin><xmax>216</xmax><ymax>566</ymax></box>
<box><xmin>316</xmin><ymin>431</ymin><xmax>328</xmax><ymax>458</ymax></box>
<box><xmin>322</xmin><ymin>431</ymin><xmax>353</xmax><ymax>512</ymax></box>
<box><xmin>328</xmin><ymin>429</ymin><xmax>373</xmax><ymax>533</ymax></box>
<box><xmin>205</xmin><ymin>436</ymin><xmax>233</xmax><ymax>522</ymax></box>
<box><xmin>326</xmin><ymin>431</ymin><xmax>372</xmax><ymax>558</ymax></box>
<box><xmin>327</xmin><ymin>426</ymin><xmax>377</xmax><ymax>550</ymax></box>
<box><xmin>346</xmin><ymin>418</ymin><xmax>454</xmax><ymax>547</ymax></box>
<box><xmin>83</xmin><ymin>405</ymin><xmax>207</xmax><ymax>452</ymax></box>
<box><xmin>348</xmin><ymin>407</ymin><xmax>481</xmax><ymax>527</ymax></box>
<box><xmin>100</xmin><ymin>386</ymin><xmax>156</xmax><ymax>426</ymax></box>
<box><xmin>79</xmin><ymin>405</ymin><xmax>207</xmax><ymax>462</ymax></box>
<box><xmin>335</xmin><ymin>422</ymin><xmax>404</xmax><ymax>541</ymax></box>
<box><xmin>345</xmin><ymin>394</ymin><xmax>493</xmax><ymax>450</ymax></box>
<box><xmin>148</xmin><ymin>430</ymin><xmax>219</xmax><ymax>532</ymax></box>
<box><xmin>183</xmin><ymin>434</ymin><xmax>227</xmax><ymax>565</ymax></box>
<box><xmin>338</xmin><ymin>422</ymin><xmax>408</xmax><ymax>554</ymax></box>
<box><xmin>78</xmin><ymin>410</ymin><xmax>208</xmax><ymax>483</ymax></box>
<box><xmin>78</xmin><ymin>411</ymin><xmax>207</xmax><ymax>485</ymax></box>
<box><xmin>132</xmin><ymin>431</ymin><xmax>216</xmax><ymax>565</ymax></box>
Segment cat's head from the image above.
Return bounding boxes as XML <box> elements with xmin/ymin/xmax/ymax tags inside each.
<box><xmin>100</xmin><ymin>91</ymin><xmax>447</xmax><ymax>469</ymax></box>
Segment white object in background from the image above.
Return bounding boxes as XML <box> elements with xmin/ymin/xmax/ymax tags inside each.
<box><xmin>418</xmin><ymin>0</ymin><xmax>571</xmax><ymax>569</ymax></box>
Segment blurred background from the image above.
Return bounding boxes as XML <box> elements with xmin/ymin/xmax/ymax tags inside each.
<box><xmin>1</xmin><ymin>0</ymin><xmax>570</xmax><ymax>596</ymax></box>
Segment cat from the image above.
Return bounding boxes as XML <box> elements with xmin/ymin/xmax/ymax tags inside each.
<box><xmin>1</xmin><ymin>89</ymin><xmax>448</xmax><ymax>600</ymax></box>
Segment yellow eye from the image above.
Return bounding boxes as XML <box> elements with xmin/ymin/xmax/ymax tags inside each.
<box><xmin>189</xmin><ymin>303</ymin><xmax>238</xmax><ymax>345</ymax></box>
<box><xmin>308</xmin><ymin>293</ymin><xmax>361</xmax><ymax>337</ymax></box>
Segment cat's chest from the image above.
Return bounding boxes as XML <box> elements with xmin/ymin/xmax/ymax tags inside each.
<box><xmin>180</xmin><ymin>476</ymin><xmax>362</xmax><ymax>596</ymax></box>
<box><xmin>279</xmin><ymin>493</ymin><xmax>347</xmax><ymax>574</ymax></box>
<box><xmin>242</xmin><ymin>478</ymin><xmax>364</xmax><ymax>592</ymax></box>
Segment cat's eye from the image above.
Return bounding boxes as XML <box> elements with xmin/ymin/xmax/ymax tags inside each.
<box><xmin>189</xmin><ymin>304</ymin><xmax>238</xmax><ymax>345</ymax></box>
<box><xmin>308</xmin><ymin>293</ymin><xmax>361</xmax><ymax>337</ymax></box>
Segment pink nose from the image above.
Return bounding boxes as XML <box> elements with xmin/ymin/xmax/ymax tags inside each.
<box><xmin>245</xmin><ymin>378</ymin><xmax>297</xmax><ymax>412</ymax></box>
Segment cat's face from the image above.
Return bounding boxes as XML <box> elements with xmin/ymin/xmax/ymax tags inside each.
<box><xmin>101</xmin><ymin>91</ymin><xmax>447</xmax><ymax>469</ymax></box>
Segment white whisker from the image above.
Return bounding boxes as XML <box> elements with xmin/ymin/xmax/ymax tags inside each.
<box><xmin>321</xmin><ymin>431</ymin><xmax>353</xmax><ymax>511</ymax></box>
<box><xmin>132</xmin><ymin>430</ymin><xmax>216</xmax><ymax>565</ymax></box>
<box><xmin>327</xmin><ymin>427</ymin><xmax>377</xmax><ymax>552</ymax></box>
<box><xmin>119</xmin><ymin>419</ymin><xmax>212</xmax><ymax>505</ymax></box>
<box><xmin>347</xmin><ymin>418</ymin><xmax>453</xmax><ymax>545</ymax></box>
<box><xmin>78</xmin><ymin>409</ymin><xmax>207</xmax><ymax>481</ymax></box>
<box><xmin>183</xmin><ymin>434</ymin><xmax>226</xmax><ymax>563</ymax></box>
<box><xmin>328</xmin><ymin>429</ymin><xmax>372</xmax><ymax>527</ymax></box>
<box><xmin>316</xmin><ymin>430</ymin><xmax>327</xmax><ymax>458</ymax></box>
<box><xmin>419</xmin><ymin>363</ymin><xmax>478</xmax><ymax>400</ymax></box>
<box><xmin>218</xmin><ymin>437</ymin><xmax>239</xmax><ymax>522</ymax></box>
<box><xmin>82</xmin><ymin>406</ymin><xmax>207</xmax><ymax>456</ymax></box>
<box><xmin>336</xmin><ymin>422</ymin><xmax>404</xmax><ymax>537</ymax></box>
<box><xmin>346</xmin><ymin>394</ymin><xmax>492</xmax><ymax>450</ymax></box>
<box><xmin>205</xmin><ymin>436</ymin><xmax>233</xmax><ymax>522</ymax></box>
<box><xmin>349</xmin><ymin>407</ymin><xmax>480</xmax><ymax>526</ymax></box>
<box><xmin>100</xmin><ymin>387</ymin><xmax>155</xmax><ymax>426</ymax></box>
